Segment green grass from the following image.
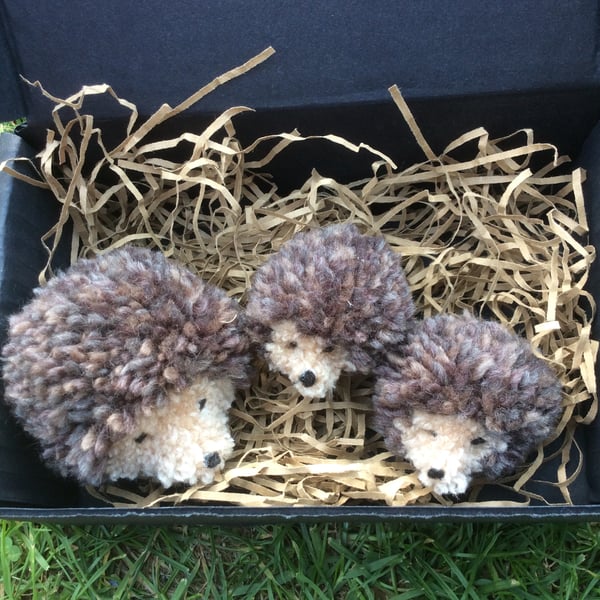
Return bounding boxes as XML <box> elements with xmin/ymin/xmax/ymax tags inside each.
<box><xmin>0</xmin><ymin>521</ymin><xmax>599</xmax><ymax>599</ymax></box>
<box><xmin>0</xmin><ymin>119</ymin><xmax>25</xmax><ymax>135</ymax></box>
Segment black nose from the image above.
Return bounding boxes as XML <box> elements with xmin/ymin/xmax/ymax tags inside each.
<box><xmin>299</xmin><ymin>370</ymin><xmax>316</xmax><ymax>387</ymax></box>
<box><xmin>427</xmin><ymin>468</ymin><xmax>445</xmax><ymax>480</ymax></box>
<box><xmin>204</xmin><ymin>452</ymin><xmax>221</xmax><ymax>469</ymax></box>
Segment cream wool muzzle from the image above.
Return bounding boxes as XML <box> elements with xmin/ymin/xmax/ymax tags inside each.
<box><xmin>104</xmin><ymin>377</ymin><xmax>235</xmax><ymax>487</ymax></box>
<box><xmin>394</xmin><ymin>410</ymin><xmax>508</xmax><ymax>496</ymax></box>
<box><xmin>265</xmin><ymin>321</ymin><xmax>356</xmax><ymax>398</ymax></box>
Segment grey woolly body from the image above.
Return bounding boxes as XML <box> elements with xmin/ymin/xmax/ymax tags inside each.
<box><xmin>245</xmin><ymin>223</ymin><xmax>415</xmax><ymax>371</ymax></box>
<box><xmin>2</xmin><ymin>246</ymin><xmax>250</xmax><ymax>486</ymax></box>
<box><xmin>373</xmin><ymin>313</ymin><xmax>563</xmax><ymax>482</ymax></box>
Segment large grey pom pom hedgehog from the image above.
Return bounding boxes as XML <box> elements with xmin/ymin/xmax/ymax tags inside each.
<box><xmin>2</xmin><ymin>246</ymin><xmax>250</xmax><ymax>488</ymax></box>
<box><xmin>373</xmin><ymin>313</ymin><xmax>563</xmax><ymax>496</ymax></box>
<box><xmin>245</xmin><ymin>223</ymin><xmax>415</xmax><ymax>398</ymax></box>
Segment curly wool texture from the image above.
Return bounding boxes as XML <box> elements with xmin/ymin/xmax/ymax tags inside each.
<box><xmin>245</xmin><ymin>223</ymin><xmax>415</xmax><ymax>372</ymax></box>
<box><xmin>373</xmin><ymin>313</ymin><xmax>563</xmax><ymax>483</ymax></box>
<box><xmin>2</xmin><ymin>246</ymin><xmax>250</xmax><ymax>486</ymax></box>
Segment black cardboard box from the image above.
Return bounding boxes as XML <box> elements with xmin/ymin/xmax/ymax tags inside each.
<box><xmin>1</xmin><ymin>0</ymin><xmax>600</xmax><ymax>523</ymax></box>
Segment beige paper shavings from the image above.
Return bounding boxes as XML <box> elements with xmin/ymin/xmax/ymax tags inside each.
<box><xmin>1</xmin><ymin>50</ymin><xmax>597</xmax><ymax>508</ymax></box>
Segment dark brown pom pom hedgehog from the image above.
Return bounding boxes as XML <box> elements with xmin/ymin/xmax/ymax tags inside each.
<box><xmin>373</xmin><ymin>313</ymin><xmax>563</xmax><ymax>496</ymax></box>
<box><xmin>2</xmin><ymin>246</ymin><xmax>250</xmax><ymax>488</ymax></box>
<box><xmin>245</xmin><ymin>223</ymin><xmax>415</xmax><ymax>398</ymax></box>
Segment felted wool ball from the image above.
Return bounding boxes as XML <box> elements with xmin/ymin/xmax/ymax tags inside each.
<box><xmin>2</xmin><ymin>245</ymin><xmax>250</xmax><ymax>488</ymax></box>
<box><xmin>373</xmin><ymin>313</ymin><xmax>563</xmax><ymax>496</ymax></box>
<box><xmin>245</xmin><ymin>223</ymin><xmax>415</xmax><ymax>398</ymax></box>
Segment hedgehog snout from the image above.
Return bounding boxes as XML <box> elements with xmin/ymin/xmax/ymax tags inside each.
<box><xmin>299</xmin><ymin>370</ymin><xmax>316</xmax><ymax>387</ymax></box>
<box><xmin>419</xmin><ymin>469</ymin><xmax>470</xmax><ymax>497</ymax></box>
<box><xmin>204</xmin><ymin>451</ymin><xmax>222</xmax><ymax>469</ymax></box>
<box><xmin>427</xmin><ymin>468</ymin><xmax>445</xmax><ymax>480</ymax></box>
<box><xmin>392</xmin><ymin>410</ymin><xmax>502</xmax><ymax>496</ymax></box>
<box><xmin>105</xmin><ymin>376</ymin><xmax>236</xmax><ymax>487</ymax></box>
<box><xmin>294</xmin><ymin>365</ymin><xmax>338</xmax><ymax>398</ymax></box>
<box><xmin>266</xmin><ymin>321</ymin><xmax>352</xmax><ymax>398</ymax></box>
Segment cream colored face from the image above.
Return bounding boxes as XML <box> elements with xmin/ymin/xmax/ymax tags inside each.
<box><xmin>264</xmin><ymin>320</ymin><xmax>354</xmax><ymax>398</ymax></box>
<box><xmin>102</xmin><ymin>377</ymin><xmax>235</xmax><ymax>488</ymax></box>
<box><xmin>394</xmin><ymin>409</ymin><xmax>508</xmax><ymax>496</ymax></box>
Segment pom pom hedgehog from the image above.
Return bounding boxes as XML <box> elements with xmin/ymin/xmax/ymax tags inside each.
<box><xmin>2</xmin><ymin>246</ymin><xmax>250</xmax><ymax>488</ymax></box>
<box><xmin>245</xmin><ymin>223</ymin><xmax>415</xmax><ymax>398</ymax></box>
<box><xmin>373</xmin><ymin>313</ymin><xmax>563</xmax><ymax>496</ymax></box>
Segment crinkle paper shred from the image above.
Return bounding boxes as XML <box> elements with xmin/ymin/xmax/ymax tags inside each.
<box><xmin>2</xmin><ymin>48</ymin><xmax>597</xmax><ymax>508</ymax></box>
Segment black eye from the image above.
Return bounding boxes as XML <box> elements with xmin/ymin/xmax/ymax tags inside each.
<box><xmin>198</xmin><ymin>398</ymin><xmax>207</xmax><ymax>411</ymax></box>
<box><xmin>287</xmin><ymin>341</ymin><xmax>298</xmax><ymax>349</ymax></box>
<box><xmin>323</xmin><ymin>345</ymin><xmax>335</xmax><ymax>353</ymax></box>
<box><xmin>135</xmin><ymin>433</ymin><xmax>148</xmax><ymax>444</ymax></box>
<box><xmin>471</xmin><ymin>437</ymin><xmax>487</xmax><ymax>446</ymax></box>
<box><xmin>425</xmin><ymin>430</ymin><xmax>437</xmax><ymax>438</ymax></box>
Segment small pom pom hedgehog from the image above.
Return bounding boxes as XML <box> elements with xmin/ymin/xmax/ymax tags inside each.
<box><xmin>2</xmin><ymin>245</ymin><xmax>250</xmax><ymax>488</ymax></box>
<box><xmin>373</xmin><ymin>313</ymin><xmax>563</xmax><ymax>496</ymax></box>
<box><xmin>245</xmin><ymin>223</ymin><xmax>415</xmax><ymax>398</ymax></box>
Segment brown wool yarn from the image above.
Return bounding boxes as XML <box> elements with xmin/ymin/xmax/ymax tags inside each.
<box><xmin>373</xmin><ymin>313</ymin><xmax>563</xmax><ymax>494</ymax></box>
<box><xmin>245</xmin><ymin>223</ymin><xmax>415</xmax><ymax>397</ymax></box>
<box><xmin>2</xmin><ymin>245</ymin><xmax>250</xmax><ymax>487</ymax></box>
